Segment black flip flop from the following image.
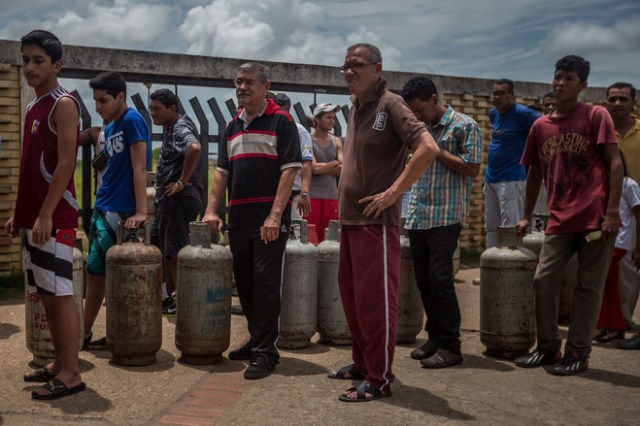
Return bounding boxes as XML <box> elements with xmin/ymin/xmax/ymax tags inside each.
<box><xmin>327</xmin><ymin>364</ymin><xmax>366</xmax><ymax>380</ymax></box>
<box><xmin>31</xmin><ymin>378</ymin><xmax>86</xmax><ymax>400</ymax></box>
<box><xmin>338</xmin><ymin>381</ymin><xmax>392</xmax><ymax>403</ymax></box>
<box><xmin>24</xmin><ymin>367</ymin><xmax>55</xmax><ymax>383</ymax></box>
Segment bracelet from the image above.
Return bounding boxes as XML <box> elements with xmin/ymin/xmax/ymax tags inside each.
<box><xmin>300</xmin><ymin>192</ymin><xmax>309</xmax><ymax>199</ymax></box>
<box><xmin>177</xmin><ymin>179</ymin><xmax>184</xmax><ymax>187</ymax></box>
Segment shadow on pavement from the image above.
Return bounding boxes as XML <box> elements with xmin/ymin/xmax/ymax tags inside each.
<box><xmin>0</xmin><ymin>322</ymin><xmax>20</xmax><ymax>339</ymax></box>
<box><xmin>107</xmin><ymin>349</ymin><xmax>176</xmax><ymax>372</ymax></box>
<box><xmin>276</xmin><ymin>356</ymin><xmax>328</xmax><ymax>377</ymax></box>
<box><xmin>279</xmin><ymin>342</ymin><xmax>331</xmax><ymax>355</ymax></box>
<box><xmin>177</xmin><ymin>357</ymin><xmax>246</xmax><ymax>373</ymax></box>
<box><xmin>388</xmin><ymin>380</ymin><xmax>476</xmax><ymax>421</ymax></box>
<box><xmin>580</xmin><ymin>368</ymin><xmax>640</xmax><ymax>388</ymax></box>
<box><xmin>459</xmin><ymin>353</ymin><xmax>516</xmax><ymax>371</ymax></box>
<box><xmin>22</xmin><ymin>384</ymin><xmax>113</xmax><ymax>414</ymax></box>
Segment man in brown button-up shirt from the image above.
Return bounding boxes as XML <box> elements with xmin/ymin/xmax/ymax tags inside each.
<box><xmin>329</xmin><ymin>43</ymin><xmax>440</xmax><ymax>402</ymax></box>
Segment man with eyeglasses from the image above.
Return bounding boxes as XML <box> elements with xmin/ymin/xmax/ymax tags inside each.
<box><xmin>328</xmin><ymin>43</ymin><xmax>440</xmax><ymax>402</ymax></box>
<box><xmin>483</xmin><ymin>79</ymin><xmax>540</xmax><ymax>250</ymax></box>
<box><xmin>203</xmin><ymin>63</ymin><xmax>301</xmax><ymax>379</ymax></box>
<box><xmin>605</xmin><ymin>82</ymin><xmax>640</xmax><ymax>346</ymax></box>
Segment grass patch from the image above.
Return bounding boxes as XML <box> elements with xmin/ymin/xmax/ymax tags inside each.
<box><xmin>0</xmin><ymin>271</ymin><xmax>24</xmax><ymax>301</ymax></box>
<box><xmin>460</xmin><ymin>247</ymin><xmax>482</xmax><ymax>268</ymax></box>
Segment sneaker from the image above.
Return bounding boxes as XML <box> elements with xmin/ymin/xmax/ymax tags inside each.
<box><xmin>420</xmin><ymin>348</ymin><xmax>463</xmax><ymax>368</ymax></box>
<box><xmin>162</xmin><ymin>297</ymin><xmax>177</xmax><ymax>317</ymax></box>
<box><xmin>550</xmin><ymin>350</ymin><xmax>589</xmax><ymax>376</ymax></box>
<box><xmin>410</xmin><ymin>340</ymin><xmax>439</xmax><ymax>360</ymax></box>
<box><xmin>162</xmin><ymin>295</ymin><xmax>175</xmax><ymax>308</ymax></box>
<box><xmin>514</xmin><ymin>348</ymin><xmax>561</xmax><ymax>368</ymax></box>
<box><xmin>244</xmin><ymin>354</ymin><xmax>277</xmax><ymax>380</ymax></box>
<box><xmin>230</xmin><ymin>304</ymin><xmax>244</xmax><ymax>316</ymax></box>
<box><xmin>617</xmin><ymin>333</ymin><xmax>640</xmax><ymax>350</ymax></box>
<box><xmin>86</xmin><ymin>336</ymin><xmax>107</xmax><ymax>350</ymax></box>
<box><xmin>228</xmin><ymin>342</ymin><xmax>254</xmax><ymax>360</ymax></box>
<box><xmin>82</xmin><ymin>331</ymin><xmax>93</xmax><ymax>350</ymax></box>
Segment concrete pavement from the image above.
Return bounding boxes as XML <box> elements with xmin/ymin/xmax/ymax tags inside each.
<box><xmin>1</xmin><ymin>268</ymin><xmax>639</xmax><ymax>425</ymax></box>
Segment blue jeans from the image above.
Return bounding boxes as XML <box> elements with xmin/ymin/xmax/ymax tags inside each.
<box><xmin>408</xmin><ymin>223</ymin><xmax>462</xmax><ymax>353</ymax></box>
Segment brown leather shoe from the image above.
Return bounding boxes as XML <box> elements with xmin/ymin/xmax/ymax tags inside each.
<box><xmin>410</xmin><ymin>340</ymin><xmax>439</xmax><ymax>360</ymax></box>
<box><xmin>420</xmin><ymin>348</ymin><xmax>463</xmax><ymax>368</ymax></box>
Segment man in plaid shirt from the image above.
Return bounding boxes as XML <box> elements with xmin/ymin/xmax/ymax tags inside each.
<box><xmin>401</xmin><ymin>76</ymin><xmax>482</xmax><ymax>368</ymax></box>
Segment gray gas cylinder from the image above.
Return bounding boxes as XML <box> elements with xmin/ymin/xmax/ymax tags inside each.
<box><xmin>453</xmin><ymin>244</ymin><xmax>460</xmax><ymax>277</ymax></box>
<box><xmin>522</xmin><ymin>213</ymin><xmax>549</xmax><ymax>259</ymax></box>
<box><xmin>25</xmin><ymin>246</ymin><xmax>84</xmax><ymax>366</ymax></box>
<box><xmin>278</xmin><ymin>220</ymin><xmax>318</xmax><ymax>349</ymax></box>
<box><xmin>480</xmin><ymin>226</ymin><xmax>537</xmax><ymax>359</ymax></box>
<box><xmin>317</xmin><ymin>220</ymin><xmax>352</xmax><ymax>345</ymax></box>
<box><xmin>396</xmin><ymin>227</ymin><xmax>423</xmax><ymax>344</ymax></box>
<box><xmin>146</xmin><ymin>171</ymin><xmax>156</xmax><ymax>224</ymax></box>
<box><xmin>175</xmin><ymin>222</ymin><xmax>233</xmax><ymax>364</ymax></box>
<box><xmin>106</xmin><ymin>222</ymin><xmax>162</xmax><ymax>366</ymax></box>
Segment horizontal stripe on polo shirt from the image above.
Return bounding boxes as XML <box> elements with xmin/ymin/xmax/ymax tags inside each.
<box><xmin>228</xmin><ymin>130</ymin><xmax>279</xmax><ymax>160</ymax></box>
<box><xmin>229</xmin><ymin>196</ymin><xmax>276</xmax><ymax>206</ymax></box>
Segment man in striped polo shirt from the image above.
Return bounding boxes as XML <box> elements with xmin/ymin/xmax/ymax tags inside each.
<box><xmin>203</xmin><ymin>63</ymin><xmax>301</xmax><ymax>380</ymax></box>
<box><xmin>401</xmin><ymin>76</ymin><xmax>482</xmax><ymax>368</ymax></box>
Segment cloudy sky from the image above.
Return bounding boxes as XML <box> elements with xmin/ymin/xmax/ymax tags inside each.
<box><xmin>1</xmin><ymin>0</ymin><xmax>639</xmax><ymax>88</ymax></box>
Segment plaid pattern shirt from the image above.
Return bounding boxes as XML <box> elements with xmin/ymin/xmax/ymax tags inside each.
<box><xmin>405</xmin><ymin>105</ymin><xmax>482</xmax><ymax>230</ymax></box>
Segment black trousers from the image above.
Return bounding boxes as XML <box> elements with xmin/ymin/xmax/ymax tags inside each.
<box><xmin>408</xmin><ymin>223</ymin><xmax>462</xmax><ymax>353</ymax></box>
<box><xmin>228</xmin><ymin>226</ymin><xmax>288</xmax><ymax>360</ymax></box>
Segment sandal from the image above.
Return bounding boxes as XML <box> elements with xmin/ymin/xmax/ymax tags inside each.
<box><xmin>596</xmin><ymin>330</ymin><xmax>624</xmax><ymax>343</ymax></box>
<box><xmin>327</xmin><ymin>364</ymin><xmax>366</xmax><ymax>380</ymax></box>
<box><xmin>31</xmin><ymin>378</ymin><xmax>86</xmax><ymax>400</ymax></box>
<box><xmin>338</xmin><ymin>381</ymin><xmax>392</xmax><ymax>403</ymax></box>
<box><xmin>24</xmin><ymin>367</ymin><xmax>55</xmax><ymax>383</ymax></box>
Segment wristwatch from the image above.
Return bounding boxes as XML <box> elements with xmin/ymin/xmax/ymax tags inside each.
<box><xmin>300</xmin><ymin>192</ymin><xmax>309</xmax><ymax>199</ymax></box>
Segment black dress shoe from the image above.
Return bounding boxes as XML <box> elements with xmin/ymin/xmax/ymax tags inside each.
<box><xmin>617</xmin><ymin>334</ymin><xmax>640</xmax><ymax>350</ymax></box>
<box><xmin>410</xmin><ymin>340</ymin><xmax>438</xmax><ymax>360</ymax></box>
<box><xmin>229</xmin><ymin>342</ymin><xmax>253</xmax><ymax>360</ymax></box>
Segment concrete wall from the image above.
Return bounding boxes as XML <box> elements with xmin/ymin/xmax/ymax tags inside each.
<box><xmin>0</xmin><ymin>40</ymin><xmax>616</xmax><ymax>273</ymax></box>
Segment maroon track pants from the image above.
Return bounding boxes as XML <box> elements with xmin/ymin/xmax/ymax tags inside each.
<box><xmin>338</xmin><ymin>224</ymin><xmax>400</xmax><ymax>393</ymax></box>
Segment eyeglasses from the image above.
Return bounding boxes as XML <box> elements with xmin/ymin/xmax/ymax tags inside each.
<box><xmin>234</xmin><ymin>78</ymin><xmax>258</xmax><ymax>87</ymax></box>
<box><xmin>607</xmin><ymin>96</ymin><xmax>631</xmax><ymax>103</ymax></box>
<box><xmin>339</xmin><ymin>62</ymin><xmax>377</xmax><ymax>73</ymax></box>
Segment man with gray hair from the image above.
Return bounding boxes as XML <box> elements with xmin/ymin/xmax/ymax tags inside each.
<box><xmin>203</xmin><ymin>63</ymin><xmax>301</xmax><ymax>379</ymax></box>
<box><xmin>328</xmin><ymin>43</ymin><xmax>440</xmax><ymax>402</ymax></box>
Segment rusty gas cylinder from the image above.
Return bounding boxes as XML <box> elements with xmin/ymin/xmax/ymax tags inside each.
<box><xmin>106</xmin><ymin>222</ymin><xmax>162</xmax><ymax>366</ymax></box>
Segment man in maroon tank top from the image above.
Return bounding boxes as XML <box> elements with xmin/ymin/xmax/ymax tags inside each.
<box><xmin>6</xmin><ymin>30</ymin><xmax>85</xmax><ymax>399</ymax></box>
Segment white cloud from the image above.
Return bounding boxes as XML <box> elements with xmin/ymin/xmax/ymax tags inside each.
<box><xmin>179</xmin><ymin>0</ymin><xmax>402</xmax><ymax>69</ymax></box>
<box><xmin>0</xmin><ymin>0</ymin><xmax>173</xmax><ymax>47</ymax></box>
<box><xmin>542</xmin><ymin>16</ymin><xmax>640</xmax><ymax>55</ymax></box>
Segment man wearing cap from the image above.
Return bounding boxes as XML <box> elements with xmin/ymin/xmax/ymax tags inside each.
<box><xmin>328</xmin><ymin>43</ymin><xmax>439</xmax><ymax>402</ymax></box>
<box><xmin>307</xmin><ymin>103</ymin><xmax>343</xmax><ymax>242</ymax></box>
<box><xmin>274</xmin><ymin>92</ymin><xmax>313</xmax><ymax>219</ymax></box>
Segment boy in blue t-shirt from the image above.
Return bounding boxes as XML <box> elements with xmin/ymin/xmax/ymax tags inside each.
<box><xmin>83</xmin><ymin>72</ymin><xmax>150</xmax><ymax>350</ymax></box>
